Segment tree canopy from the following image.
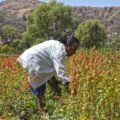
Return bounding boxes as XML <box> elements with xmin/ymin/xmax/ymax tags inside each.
<box><xmin>1</xmin><ymin>25</ymin><xmax>17</xmax><ymax>44</ymax></box>
<box><xmin>22</xmin><ymin>1</ymin><xmax>73</xmax><ymax>48</ymax></box>
<box><xmin>75</xmin><ymin>19</ymin><xmax>107</xmax><ymax>48</ymax></box>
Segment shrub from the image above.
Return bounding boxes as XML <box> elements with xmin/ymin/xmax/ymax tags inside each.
<box><xmin>0</xmin><ymin>44</ymin><xmax>16</xmax><ymax>54</ymax></box>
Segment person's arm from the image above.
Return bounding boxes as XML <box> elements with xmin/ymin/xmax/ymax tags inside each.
<box><xmin>51</xmin><ymin>52</ymin><xmax>71</xmax><ymax>85</ymax></box>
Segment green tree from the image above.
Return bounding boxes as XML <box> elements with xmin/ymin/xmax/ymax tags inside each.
<box><xmin>108</xmin><ymin>35</ymin><xmax>120</xmax><ymax>50</ymax></box>
<box><xmin>75</xmin><ymin>19</ymin><xmax>107</xmax><ymax>48</ymax></box>
<box><xmin>1</xmin><ymin>25</ymin><xmax>17</xmax><ymax>44</ymax></box>
<box><xmin>22</xmin><ymin>1</ymin><xmax>73</xmax><ymax>48</ymax></box>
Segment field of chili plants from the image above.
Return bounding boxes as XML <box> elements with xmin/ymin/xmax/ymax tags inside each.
<box><xmin>0</xmin><ymin>49</ymin><xmax>120</xmax><ymax>120</ymax></box>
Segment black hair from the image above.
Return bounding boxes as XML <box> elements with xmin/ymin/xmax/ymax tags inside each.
<box><xmin>58</xmin><ymin>35</ymin><xmax>68</xmax><ymax>45</ymax></box>
<box><xmin>58</xmin><ymin>35</ymin><xmax>80</xmax><ymax>46</ymax></box>
<box><xmin>66</xmin><ymin>35</ymin><xmax>80</xmax><ymax>46</ymax></box>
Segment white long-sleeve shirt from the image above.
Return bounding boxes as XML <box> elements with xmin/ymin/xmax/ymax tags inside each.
<box><xmin>17</xmin><ymin>40</ymin><xmax>71</xmax><ymax>89</ymax></box>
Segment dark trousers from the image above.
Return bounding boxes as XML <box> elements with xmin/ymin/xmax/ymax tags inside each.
<box><xmin>47</xmin><ymin>76</ymin><xmax>61</xmax><ymax>96</ymax></box>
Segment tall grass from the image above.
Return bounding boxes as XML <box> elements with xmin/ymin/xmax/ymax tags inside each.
<box><xmin>0</xmin><ymin>49</ymin><xmax>120</xmax><ymax>119</ymax></box>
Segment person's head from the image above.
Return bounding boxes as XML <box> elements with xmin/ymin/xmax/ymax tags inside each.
<box><xmin>59</xmin><ymin>35</ymin><xmax>80</xmax><ymax>57</ymax></box>
<box><xmin>65</xmin><ymin>36</ymin><xmax>80</xmax><ymax>56</ymax></box>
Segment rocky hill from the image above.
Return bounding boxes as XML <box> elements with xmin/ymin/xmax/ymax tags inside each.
<box><xmin>72</xmin><ymin>6</ymin><xmax>120</xmax><ymax>36</ymax></box>
<box><xmin>0</xmin><ymin>0</ymin><xmax>39</xmax><ymax>18</ymax></box>
<box><xmin>0</xmin><ymin>0</ymin><xmax>40</xmax><ymax>31</ymax></box>
<box><xmin>0</xmin><ymin>0</ymin><xmax>120</xmax><ymax>36</ymax></box>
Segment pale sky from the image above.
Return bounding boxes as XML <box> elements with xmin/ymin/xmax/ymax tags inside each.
<box><xmin>40</xmin><ymin>0</ymin><xmax>120</xmax><ymax>7</ymax></box>
<box><xmin>0</xmin><ymin>0</ymin><xmax>120</xmax><ymax>7</ymax></box>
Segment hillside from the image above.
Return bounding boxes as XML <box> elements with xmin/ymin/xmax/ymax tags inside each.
<box><xmin>0</xmin><ymin>0</ymin><xmax>120</xmax><ymax>36</ymax></box>
<box><xmin>0</xmin><ymin>0</ymin><xmax>40</xmax><ymax>32</ymax></box>
<box><xmin>72</xmin><ymin>6</ymin><xmax>120</xmax><ymax>36</ymax></box>
<box><xmin>0</xmin><ymin>0</ymin><xmax>39</xmax><ymax>18</ymax></box>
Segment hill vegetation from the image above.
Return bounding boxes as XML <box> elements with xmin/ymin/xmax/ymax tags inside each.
<box><xmin>0</xmin><ymin>0</ymin><xmax>120</xmax><ymax>52</ymax></box>
<box><xmin>0</xmin><ymin>0</ymin><xmax>120</xmax><ymax>36</ymax></box>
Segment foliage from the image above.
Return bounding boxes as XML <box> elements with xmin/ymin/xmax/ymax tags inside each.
<box><xmin>75</xmin><ymin>19</ymin><xmax>107</xmax><ymax>48</ymax></box>
<box><xmin>1</xmin><ymin>25</ymin><xmax>18</xmax><ymax>44</ymax></box>
<box><xmin>106</xmin><ymin>35</ymin><xmax>120</xmax><ymax>50</ymax></box>
<box><xmin>0</xmin><ymin>44</ymin><xmax>16</xmax><ymax>54</ymax></box>
<box><xmin>22</xmin><ymin>1</ymin><xmax>73</xmax><ymax>49</ymax></box>
<box><xmin>0</xmin><ymin>50</ymin><xmax>120</xmax><ymax>119</ymax></box>
<box><xmin>66</xmin><ymin>50</ymin><xmax>120</xmax><ymax>119</ymax></box>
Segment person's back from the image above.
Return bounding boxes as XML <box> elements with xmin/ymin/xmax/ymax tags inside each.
<box><xmin>18</xmin><ymin>40</ymin><xmax>66</xmax><ymax>62</ymax></box>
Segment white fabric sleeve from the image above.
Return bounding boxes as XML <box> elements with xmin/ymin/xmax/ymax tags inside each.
<box><xmin>51</xmin><ymin>52</ymin><xmax>71</xmax><ymax>84</ymax></box>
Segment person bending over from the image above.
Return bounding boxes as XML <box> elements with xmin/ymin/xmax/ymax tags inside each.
<box><xmin>17</xmin><ymin>35</ymin><xmax>80</xmax><ymax>115</ymax></box>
